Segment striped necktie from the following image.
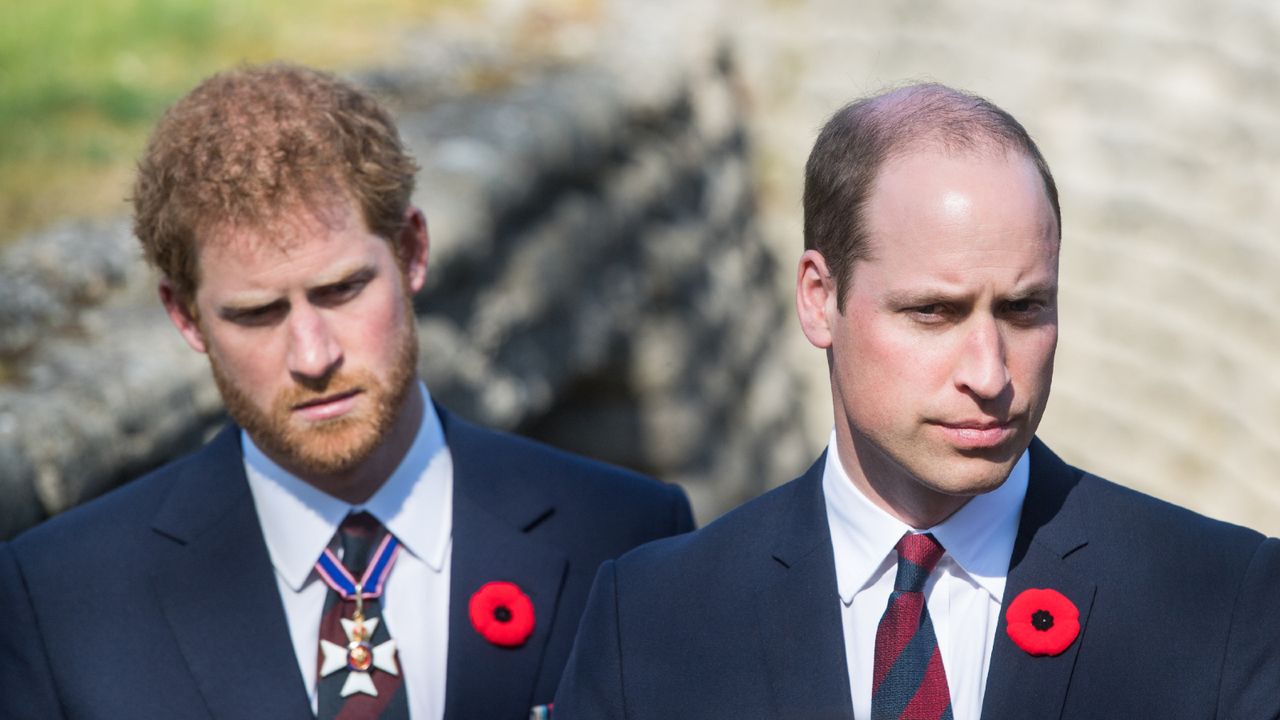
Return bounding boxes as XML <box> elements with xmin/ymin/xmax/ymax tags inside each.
<box><xmin>871</xmin><ymin>532</ymin><xmax>952</xmax><ymax>720</ymax></box>
<box><xmin>315</xmin><ymin>512</ymin><xmax>409</xmax><ymax>719</ymax></box>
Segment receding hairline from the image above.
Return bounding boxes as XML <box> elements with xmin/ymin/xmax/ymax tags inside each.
<box><xmin>867</xmin><ymin>84</ymin><xmax>1062</xmax><ymax>242</ymax></box>
<box><xmin>856</xmin><ymin>83</ymin><xmax>1036</xmax><ymax>161</ymax></box>
<box><xmin>865</xmin><ymin>144</ymin><xmax>1061</xmax><ymax>255</ymax></box>
<box><xmin>802</xmin><ymin>82</ymin><xmax>1063</xmax><ymax>308</ymax></box>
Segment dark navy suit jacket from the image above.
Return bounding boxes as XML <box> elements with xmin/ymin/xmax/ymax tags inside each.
<box><xmin>0</xmin><ymin>406</ymin><xmax>693</xmax><ymax>720</ymax></box>
<box><xmin>555</xmin><ymin>439</ymin><xmax>1280</xmax><ymax>719</ymax></box>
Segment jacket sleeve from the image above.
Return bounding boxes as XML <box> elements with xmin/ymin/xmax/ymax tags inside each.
<box><xmin>0</xmin><ymin>543</ymin><xmax>65</xmax><ymax>720</ymax></box>
<box><xmin>554</xmin><ymin>559</ymin><xmax>627</xmax><ymax>719</ymax></box>
<box><xmin>1218</xmin><ymin>535</ymin><xmax>1280</xmax><ymax>719</ymax></box>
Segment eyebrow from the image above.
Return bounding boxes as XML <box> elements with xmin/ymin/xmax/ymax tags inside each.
<box><xmin>314</xmin><ymin>264</ymin><xmax>377</xmax><ymax>290</ymax></box>
<box><xmin>1006</xmin><ymin>280</ymin><xmax>1058</xmax><ymax>300</ymax></box>
<box><xmin>883</xmin><ymin>280</ymin><xmax>1058</xmax><ymax>307</ymax></box>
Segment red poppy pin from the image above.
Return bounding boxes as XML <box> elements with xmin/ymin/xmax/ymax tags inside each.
<box><xmin>469</xmin><ymin>581</ymin><xmax>536</xmax><ymax>648</ymax></box>
<box><xmin>1006</xmin><ymin>588</ymin><xmax>1080</xmax><ymax>656</ymax></box>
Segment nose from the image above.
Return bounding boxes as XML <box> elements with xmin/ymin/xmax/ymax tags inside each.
<box><xmin>286</xmin><ymin>304</ymin><xmax>342</xmax><ymax>385</ymax></box>
<box><xmin>953</xmin><ymin>316</ymin><xmax>1010</xmax><ymax>400</ymax></box>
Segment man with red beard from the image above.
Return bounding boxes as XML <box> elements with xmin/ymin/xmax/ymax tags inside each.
<box><xmin>0</xmin><ymin>64</ymin><xmax>692</xmax><ymax>720</ymax></box>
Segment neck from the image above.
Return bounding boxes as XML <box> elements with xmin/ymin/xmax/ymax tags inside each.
<box><xmin>834</xmin><ymin>424</ymin><xmax>971</xmax><ymax>529</ymax></box>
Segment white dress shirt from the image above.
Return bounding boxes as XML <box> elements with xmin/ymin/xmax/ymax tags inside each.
<box><xmin>823</xmin><ymin>429</ymin><xmax>1028</xmax><ymax>720</ymax></box>
<box><xmin>244</xmin><ymin>382</ymin><xmax>453</xmax><ymax>720</ymax></box>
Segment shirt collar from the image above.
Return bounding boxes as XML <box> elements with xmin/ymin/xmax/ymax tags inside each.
<box><xmin>244</xmin><ymin>382</ymin><xmax>453</xmax><ymax>591</ymax></box>
<box><xmin>823</xmin><ymin>428</ymin><xmax>1028</xmax><ymax>604</ymax></box>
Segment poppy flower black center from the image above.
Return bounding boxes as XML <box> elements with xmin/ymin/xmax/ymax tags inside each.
<box><xmin>1031</xmin><ymin>609</ymin><xmax>1055</xmax><ymax>631</ymax></box>
<box><xmin>494</xmin><ymin>606</ymin><xmax>513</xmax><ymax>623</ymax></box>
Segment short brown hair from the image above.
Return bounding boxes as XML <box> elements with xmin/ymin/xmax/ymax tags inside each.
<box><xmin>132</xmin><ymin>63</ymin><xmax>419</xmax><ymax>300</ymax></box>
<box><xmin>803</xmin><ymin>83</ymin><xmax>1061</xmax><ymax>310</ymax></box>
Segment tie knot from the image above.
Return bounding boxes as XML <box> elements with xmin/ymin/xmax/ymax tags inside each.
<box><xmin>336</xmin><ymin>512</ymin><xmax>385</xmax><ymax>576</ymax></box>
<box><xmin>339</xmin><ymin>511</ymin><xmax>381</xmax><ymax>536</ymax></box>
<box><xmin>893</xmin><ymin>533</ymin><xmax>945</xmax><ymax>593</ymax></box>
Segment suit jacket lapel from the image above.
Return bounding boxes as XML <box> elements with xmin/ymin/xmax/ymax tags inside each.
<box><xmin>149</xmin><ymin>426</ymin><xmax>313</xmax><ymax>720</ymax></box>
<box><xmin>756</xmin><ymin>453</ymin><xmax>855</xmax><ymax>720</ymax></box>
<box><xmin>981</xmin><ymin>439</ymin><xmax>1095</xmax><ymax>720</ymax></box>
<box><xmin>441</xmin><ymin>409</ymin><xmax>567</xmax><ymax>720</ymax></box>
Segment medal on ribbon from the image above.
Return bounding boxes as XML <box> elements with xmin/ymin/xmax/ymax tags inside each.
<box><xmin>315</xmin><ymin>533</ymin><xmax>402</xmax><ymax>698</ymax></box>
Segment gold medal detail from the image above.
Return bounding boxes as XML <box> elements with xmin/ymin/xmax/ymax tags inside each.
<box><xmin>347</xmin><ymin>641</ymin><xmax>373</xmax><ymax>672</ymax></box>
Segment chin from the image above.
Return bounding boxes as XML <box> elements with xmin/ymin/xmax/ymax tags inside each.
<box><xmin>922</xmin><ymin>456</ymin><xmax>1016</xmax><ymax>498</ymax></box>
<box><xmin>277</xmin><ymin>419</ymin><xmax>387</xmax><ymax>476</ymax></box>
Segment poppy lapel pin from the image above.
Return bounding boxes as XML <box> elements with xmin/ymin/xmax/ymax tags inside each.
<box><xmin>469</xmin><ymin>581</ymin><xmax>536</xmax><ymax>648</ymax></box>
<box><xmin>1006</xmin><ymin>587</ymin><xmax>1080</xmax><ymax>656</ymax></box>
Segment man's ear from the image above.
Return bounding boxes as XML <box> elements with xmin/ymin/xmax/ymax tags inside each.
<box><xmin>158</xmin><ymin>279</ymin><xmax>208</xmax><ymax>354</ymax></box>
<box><xmin>398</xmin><ymin>206</ymin><xmax>430</xmax><ymax>295</ymax></box>
<box><xmin>796</xmin><ymin>249</ymin><xmax>838</xmax><ymax>350</ymax></box>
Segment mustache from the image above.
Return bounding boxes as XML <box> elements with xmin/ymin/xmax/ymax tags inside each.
<box><xmin>275</xmin><ymin>373</ymin><xmax>365</xmax><ymax>411</ymax></box>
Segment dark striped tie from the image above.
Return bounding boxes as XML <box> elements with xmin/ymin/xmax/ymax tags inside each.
<box><xmin>871</xmin><ymin>532</ymin><xmax>952</xmax><ymax>720</ymax></box>
<box><xmin>316</xmin><ymin>512</ymin><xmax>409</xmax><ymax>719</ymax></box>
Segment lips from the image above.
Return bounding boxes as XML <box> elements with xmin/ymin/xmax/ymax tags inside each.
<box><xmin>932</xmin><ymin>418</ymin><xmax>1017</xmax><ymax>449</ymax></box>
<box><xmin>292</xmin><ymin>388</ymin><xmax>362</xmax><ymax>422</ymax></box>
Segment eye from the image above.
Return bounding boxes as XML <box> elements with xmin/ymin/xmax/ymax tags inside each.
<box><xmin>906</xmin><ymin>303</ymin><xmax>952</xmax><ymax>324</ymax></box>
<box><xmin>224</xmin><ymin>301</ymin><xmax>286</xmax><ymax>327</ymax></box>
<box><xmin>1003</xmin><ymin>298</ymin><xmax>1052</xmax><ymax>323</ymax></box>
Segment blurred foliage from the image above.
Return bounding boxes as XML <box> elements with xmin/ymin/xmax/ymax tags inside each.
<box><xmin>0</xmin><ymin>0</ymin><xmax>472</xmax><ymax>245</ymax></box>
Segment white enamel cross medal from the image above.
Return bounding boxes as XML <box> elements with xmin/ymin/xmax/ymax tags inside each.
<box><xmin>318</xmin><ymin>596</ymin><xmax>400</xmax><ymax>697</ymax></box>
<box><xmin>315</xmin><ymin>534</ymin><xmax>403</xmax><ymax>697</ymax></box>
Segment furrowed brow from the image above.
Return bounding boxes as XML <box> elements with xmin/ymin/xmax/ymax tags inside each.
<box><xmin>1006</xmin><ymin>280</ymin><xmax>1058</xmax><ymax>300</ymax></box>
<box><xmin>883</xmin><ymin>287</ymin><xmax>963</xmax><ymax>306</ymax></box>
<box><xmin>310</xmin><ymin>263</ymin><xmax>376</xmax><ymax>290</ymax></box>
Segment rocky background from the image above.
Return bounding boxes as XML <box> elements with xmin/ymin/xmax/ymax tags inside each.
<box><xmin>2</xmin><ymin>0</ymin><xmax>1278</xmax><ymax>538</ymax></box>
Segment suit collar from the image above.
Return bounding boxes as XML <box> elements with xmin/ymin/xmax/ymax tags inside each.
<box><xmin>438</xmin><ymin>406</ymin><xmax>554</xmax><ymax>532</ymax></box>
<box><xmin>756</xmin><ymin>452</ymin><xmax>856</xmax><ymax>719</ymax></box>
<box><xmin>149</xmin><ymin>425</ymin><xmax>254</xmax><ymax>544</ymax></box>
<box><xmin>439</xmin><ymin>407</ymin><xmax>566</xmax><ymax>720</ymax></box>
<box><xmin>1010</xmin><ymin>438</ymin><xmax>1089</xmax><ymax>562</ymax></box>
<box><xmin>148</xmin><ymin>425</ymin><xmax>313</xmax><ymax>720</ymax></box>
<box><xmin>981</xmin><ymin>438</ymin><xmax>1095</xmax><ymax>720</ymax></box>
<box><xmin>766</xmin><ymin>451</ymin><xmax>836</xmax><ymax>569</ymax></box>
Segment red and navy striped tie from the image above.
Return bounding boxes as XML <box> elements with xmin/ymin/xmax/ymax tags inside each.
<box><xmin>871</xmin><ymin>532</ymin><xmax>952</xmax><ymax>720</ymax></box>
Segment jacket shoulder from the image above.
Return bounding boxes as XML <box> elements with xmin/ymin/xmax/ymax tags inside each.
<box><xmin>440</xmin><ymin>408</ymin><xmax>694</xmax><ymax>561</ymax></box>
<box><xmin>1029</xmin><ymin>438</ymin><xmax>1267</xmax><ymax>557</ymax></box>
<box><xmin>1075</xmin><ymin>470</ymin><xmax>1265</xmax><ymax>552</ymax></box>
<box><xmin>442</xmin><ymin>408</ymin><xmax>688</xmax><ymax>511</ymax></box>
<box><xmin>611</xmin><ymin>472</ymin><xmax>815</xmax><ymax>588</ymax></box>
<box><xmin>10</xmin><ymin>427</ymin><xmax>238</xmax><ymax>558</ymax></box>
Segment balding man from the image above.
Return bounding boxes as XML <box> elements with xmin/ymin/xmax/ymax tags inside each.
<box><xmin>553</xmin><ymin>83</ymin><xmax>1280</xmax><ymax>719</ymax></box>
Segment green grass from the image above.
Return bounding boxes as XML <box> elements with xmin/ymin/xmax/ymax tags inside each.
<box><xmin>0</xmin><ymin>0</ymin><xmax>470</xmax><ymax>245</ymax></box>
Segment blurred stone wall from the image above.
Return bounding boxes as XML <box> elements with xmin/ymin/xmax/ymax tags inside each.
<box><xmin>0</xmin><ymin>27</ymin><xmax>811</xmax><ymax>539</ymax></box>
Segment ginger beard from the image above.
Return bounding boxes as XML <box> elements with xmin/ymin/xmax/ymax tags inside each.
<box><xmin>208</xmin><ymin>293</ymin><xmax>419</xmax><ymax>478</ymax></box>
